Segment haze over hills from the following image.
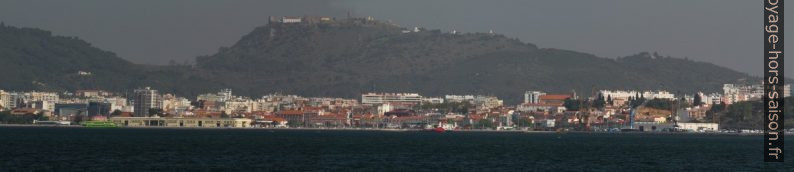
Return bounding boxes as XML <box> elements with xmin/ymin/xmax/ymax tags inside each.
<box><xmin>0</xmin><ymin>19</ymin><xmax>756</xmax><ymax>104</ymax></box>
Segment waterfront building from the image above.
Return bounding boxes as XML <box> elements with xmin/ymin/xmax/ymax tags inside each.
<box><xmin>109</xmin><ymin>117</ymin><xmax>251</xmax><ymax>128</ymax></box>
<box><xmin>3</xmin><ymin>91</ymin><xmax>60</xmax><ymax>111</ymax></box>
<box><xmin>254</xmin><ymin>115</ymin><xmax>288</xmax><ymax>128</ymax></box>
<box><xmin>29</xmin><ymin>100</ymin><xmax>55</xmax><ymax>112</ymax></box>
<box><xmin>10</xmin><ymin>108</ymin><xmax>41</xmax><ymax>115</ymax></box>
<box><xmin>677</xmin><ymin>123</ymin><xmax>719</xmax><ymax>132</ymax></box>
<box><xmin>634</xmin><ymin>122</ymin><xmax>675</xmax><ymax>132</ymax></box>
<box><xmin>103</xmin><ymin>97</ymin><xmax>128</xmax><ymax>112</ymax></box>
<box><xmin>87</xmin><ymin>102</ymin><xmax>111</xmax><ymax>116</ymax></box>
<box><xmin>0</xmin><ymin>91</ymin><xmax>24</xmax><ymax>110</ymax></box>
<box><xmin>0</xmin><ymin>90</ymin><xmax>8</xmax><ymax>110</ymax></box>
<box><xmin>55</xmin><ymin>103</ymin><xmax>88</xmax><ymax>116</ymax></box>
<box><xmin>133</xmin><ymin>87</ymin><xmax>161</xmax><ymax>117</ymax></box>
<box><xmin>276</xmin><ymin>110</ymin><xmax>316</xmax><ymax>127</ymax></box>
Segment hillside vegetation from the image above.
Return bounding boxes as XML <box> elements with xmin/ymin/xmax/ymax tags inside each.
<box><xmin>0</xmin><ymin>19</ymin><xmax>756</xmax><ymax>103</ymax></box>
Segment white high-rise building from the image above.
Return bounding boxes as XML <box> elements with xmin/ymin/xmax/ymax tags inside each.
<box><xmin>524</xmin><ymin>91</ymin><xmax>546</xmax><ymax>104</ymax></box>
<box><xmin>0</xmin><ymin>91</ymin><xmax>23</xmax><ymax>110</ymax></box>
<box><xmin>0</xmin><ymin>90</ymin><xmax>11</xmax><ymax>110</ymax></box>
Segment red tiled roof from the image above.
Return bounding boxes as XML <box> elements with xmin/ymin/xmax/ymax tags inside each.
<box><xmin>522</xmin><ymin>102</ymin><xmax>564</xmax><ymax>107</ymax></box>
<box><xmin>118</xmin><ymin>112</ymin><xmax>133</xmax><ymax>117</ymax></box>
<box><xmin>539</xmin><ymin>94</ymin><xmax>571</xmax><ymax>100</ymax></box>
<box><xmin>10</xmin><ymin>108</ymin><xmax>38</xmax><ymax>115</ymax></box>
<box><xmin>278</xmin><ymin>110</ymin><xmax>304</xmax><ymax>115</ymax></box>
<box><xmin>260</xmin><ymin>116</ymin><xmax>286</xmax><ymax>122</ymax></box>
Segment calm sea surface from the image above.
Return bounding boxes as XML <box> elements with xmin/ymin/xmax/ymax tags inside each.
<box><xmin>0</xmin><ymin>127</ymin><xmax>791</xmax><ymax>171</ymax></box>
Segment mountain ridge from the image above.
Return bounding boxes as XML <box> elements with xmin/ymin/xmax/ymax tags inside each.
<box><xmin>0</xmin><ymin>20</ymin><xmax>758</xmax><ymax>104</ymax></box>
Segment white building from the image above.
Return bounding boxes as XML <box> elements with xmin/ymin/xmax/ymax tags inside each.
<box><xmin>722</xmin><ymin>84</ymin><xmax>758</xmax><ymax>104</ymax></box>
<box><xmin>517</xmin><ymin>103</ymin><xmax>565</xmax><ymax>113</ymax></box>
<box><xmin>223</xmin><ymin>98</ymin><xmax>255</xmax><ymax>115</ymax></box>
<box><xmin>444</xmin><ymin>95</ymin><xmax>475</xmax><ymax>103</ymax></box>
<box><xmin>524</xmin><ymin>91</ymin><xmax>546</xmax><ymax>104</ymax></box>
<box><xmin>161</xmin><ymin>94</ymin><xmax>193</xmax><ymax>115</ymax></box>
<box><xmin>473</xmin><ymin>96</ymin><xmax>503</xmax><ymax>110</ymax></box>
<box><xmin>25</xmin><ymin>92</ymin><xmax>59</xmax><ymax>111</ymax></box>
<box><xmin>197</xmin><ymin>89</ymin><xmax>234</xmax><ymax>103</ymax></box>
<box><xmin>307</xmin><ymin>97</ymin><xmax>358</xmax><ymax>109</ymax></box>
<box><xmin>30</xmin><ymin>101</ymin><xmax>55</xmax><ymax>112</ymax></box>
<box><xmin>709</xmin><ymin>93</ymin><xmax>722</xmax><ymax>105</ymax></box>
<box><xmin>27</xmin><ymin>92</ymin><xmax>59</xmax><ymax>102</ymax></box>
<box><xmin>0</xmin><ymin>91</ymin><xmax>24</xmax><ymax>110</ymax></box>
<box><xmin>361</xmin><ymin>93</ymin><xmax>422</xmax><ymax>105</ymax></box>
<box><xmin>103</xmin><ymin>97</ymin><xmax>128</xmax><ymax>112</ymax></box>
<box><xmin>678</xmin><ymin>123</ymin><xmax>719</xmax><ymax>132</ymax></box>
<box><xmin>421</xmin><ymin>97</ymin><xmax>444</xmax><ymax>104</ymax></box>
<box><xmin>443</xmin><ymin>95</ymin><xmax>502</xmax><ymax>110</ymax></box>
<box><xmin>0</xmin><ymin>90</ymin><xmax>7</xmax><ymax>110</ymax></box>
<box><xmin>281</xmin><ymin>16</ymin><xmax>302</xmax><ymax>23</ymax></box>
<box><xmin>599</xmin><ymin>90</ymin><xmax>675</xmax><ymax>101</ymax></box>
<box><xmin>721</xmin><ymin>83</ymin><xmax>790</xmax><ymax>104</ymax></box>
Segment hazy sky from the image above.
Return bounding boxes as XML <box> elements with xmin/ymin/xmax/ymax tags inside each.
<box><xmin>0</xmin><ymin>0</ymin><xmax>787</xmax><ymax>76</ymax></box>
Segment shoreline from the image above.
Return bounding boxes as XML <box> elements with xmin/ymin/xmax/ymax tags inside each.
<box><xmin>0</xmin><ymin>124</ymin><xmax>778</xmax><ymax>135</ymax></box>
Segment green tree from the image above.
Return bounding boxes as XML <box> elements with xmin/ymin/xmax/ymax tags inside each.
<box><xmin>706</xmin><ymin>101</ymin><xmax>727</xmax><ymax>122</ymax></box>
<box><xmin>148</xmin><ymin>108</ymin><xmax>163</xmax><ymax>117</ymax></box>
<box><xmin>645</xmin><ymin>98</ymin><xmax>672</xmax><ymax>110</ymax></box>
<box><xmin>593</xmin><ymin>93</ymin><xmax>606</xmax><ymax>110</ymax></box>
<box><xmin>478</xmin><ymin>119</ymin><xmax>495</xmax><ymax>129</ymax></box>
<box><xmin>563</xmin><ymin>98</ymin><xmax>581</xmax><ymax>111</ymax></box>
<box><xmin>693</xmin><ymin>94</ymin><xmax>703</xmax><ymax>106</ymax></box>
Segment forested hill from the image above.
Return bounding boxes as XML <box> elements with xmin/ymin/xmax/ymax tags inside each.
<box><xmin>0</xmin><ymin>24</ymin><xmax>222</xmax><ymax>96</ymax></box>
<box><xmin>194</xmin><ymin>19</ymin><xmax>754</xmax><ymax>103</ymax></box>
<box><xmin>0</xmin><ymin>24</ymin><xmax>139</xmax><ymax>91</ymax></box>
<box><xmin>0</xmin><ymin>19</ymin><xmax>756</xmax><ymax>103</ymax></box>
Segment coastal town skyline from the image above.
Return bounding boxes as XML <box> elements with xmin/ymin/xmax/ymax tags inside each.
<box><xmin>0</xmin><ymin>1</ymin><xmax>789</xmax><ymax>170</ymax></box>
<box><xmin>1</xmin><ymin>80</ymin><xmax>788</xmax><ymax>133</ymax></box>
<box><xmin>0</xmin><ymin>14</ymin><xmax>786</xmax><ymax>134</ymax></box>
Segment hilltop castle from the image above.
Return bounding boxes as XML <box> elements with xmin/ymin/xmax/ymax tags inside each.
<box><xmin>267</xmin><ymin>15</ymin><xmax>376</xmax><ymax>25</ymax></box>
